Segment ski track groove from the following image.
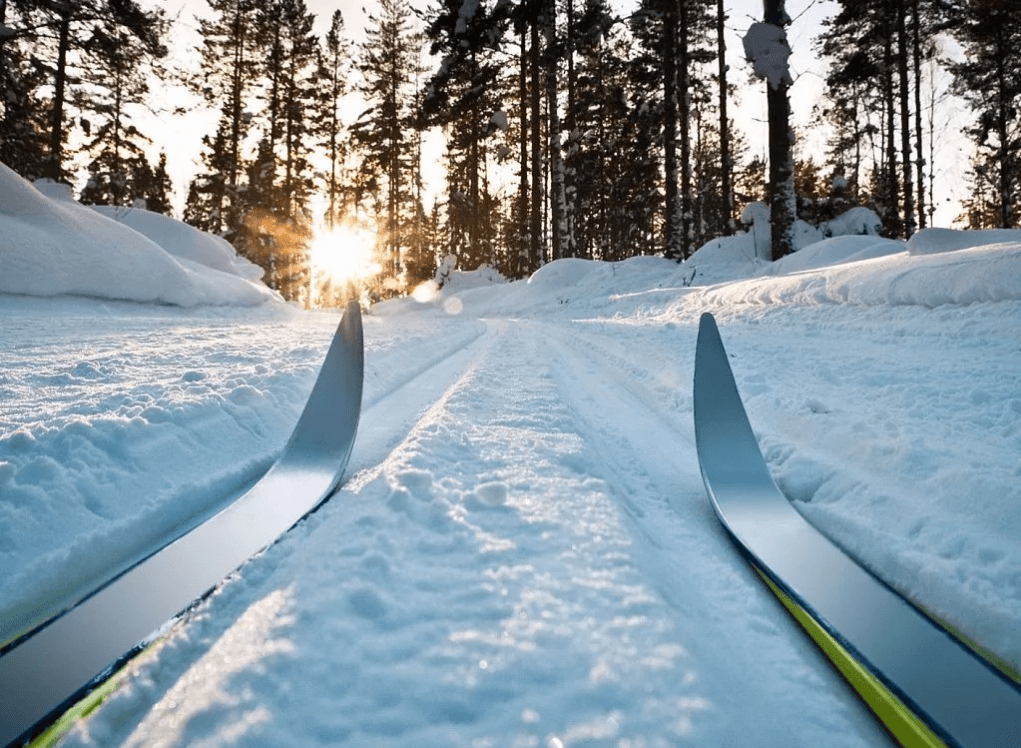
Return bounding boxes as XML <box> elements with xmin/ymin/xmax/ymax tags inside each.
<box><xmin>533</xmin><ymin>320</ymin><xmax>894</xmax><ymax>747</ymax></box>
<box><xmin>59</xmin><ymin>316</ymin><xmax>895</xmax><ymax>747</ymax></box>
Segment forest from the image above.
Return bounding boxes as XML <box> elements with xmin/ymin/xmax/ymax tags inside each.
<box><xmin>0</xmin><ymin>0</ymin><xmax>1018</xmax><ymax>305</ymax></box>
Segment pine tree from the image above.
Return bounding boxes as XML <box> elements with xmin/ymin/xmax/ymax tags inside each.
<box><xmin>319</xmin><ymin>10</ymin><xmax>352</xmax><ymax>229</ymax></box>
<box><xmin>567</xmin><ymin>0</ymin><xmax>654</xmax><ymax>261</ymax></box>
<box><xmin>135</xmin><ymin>151</ymin><xmax>173</xmax><ymax>214</ymax></box>
<box><xmin>2</xmin><ymin>0</ymin><xmax>166</xmax><ymax>182</ymax></box>
<box><xmin>78</xmin><ymin>14</ymin><xmax>168</xmax><ymax>206</ymax></box>
<box><xmin>190</xmin><ymin>0</ymin><xmax>263</xmax><ymax>237</ymax></box>
<box><xmin>353</xmin><ymin>0</ymin><xmax>419</xmax><ymax>288</ymax></box>
<box><xmin>949</xmin><ymin>0</ymin><xmax>1021</xmax><ymax>228</ymax></box>
<box><xmin>422</xmin><ymin>0</ymin><xmax>510</xmax><ymax>270</ymax></box>
<box><xmin>0</xmin><ymin>1</ymin><xmax>50</xmax><ymax>179</ymax></box>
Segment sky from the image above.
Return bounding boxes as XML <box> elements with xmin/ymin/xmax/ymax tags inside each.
<box><xmin>141</xmin><ymin>0</ymin><xmax>971</xmax><ymax>229</ymax></box>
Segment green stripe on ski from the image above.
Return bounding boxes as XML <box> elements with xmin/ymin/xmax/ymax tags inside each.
<box><xmin>26</xmin><ymin>640</ymin><xmax>160</xmax><ymax>748</ymax></box>
<box><xmin>753</xmin><ymin>566</ymin><xmax>949</xmax><ymax>748</ymax></box>
<box><xmin>27</xmin><ymin>672</ymin><xmax>126</xmax><ymax>748</ymax></box>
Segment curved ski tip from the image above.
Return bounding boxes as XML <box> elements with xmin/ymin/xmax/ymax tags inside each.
<box><xmin>697</xmin><ymin>312</ymin><xmax>719</xmax><ymax>339</ymax></box>
<box><xmin>341</xmin><ymin>300</ymin><xmax>363</xmax><ymax>340</ymax></box>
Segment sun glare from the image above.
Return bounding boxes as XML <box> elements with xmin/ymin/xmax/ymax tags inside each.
<box><xmin>308</xmin><ymin>224</ymin><xmax>381</xmax><ymax>286</ymax></box>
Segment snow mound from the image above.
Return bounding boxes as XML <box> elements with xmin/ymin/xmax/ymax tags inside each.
<box><xmin>824</xmin><ymin>207</ymin><xmax>882</xmax><ymax>238</ymax></box>
<box><xmin>683</xmin><ymin>233</ymin><xmax>766</xmax><ymax>286</ymax></box>
<box><xmin>694</xmin><ymin>242</ymin><xmax>1021</xmax><ymax>308</ymax></box>
<box><xmin>908</xmin><ymin>227</ymin><xmax>1021</xmax><ymax>256</ymax></box>
<box><xmin>452</xmin><ymin>256</ymin><xmax>682</xmax><ymax>317</ymax></box>
<box><xmin>0</xmin><ymin>162</ymin><xmax>277</xmax><ymax>306</ymax></box>
<box><xmin>526</xmin><ymin>257</ymin><xmax>603</xmax><ymax>289</ymax></box>
<box><xmin>761</xmin><ymin>235</ymin><xmax>906</xmax><ymax>276</ymax></box>
<box><xmin>442</xmin><ymin>263</ymin><xmax>506</xmax><ymax>293</ymax></box>
<box><xmin>90</xmin><ymin>204</ymin><xmax>264</xmax><ymax>281</ymax></box>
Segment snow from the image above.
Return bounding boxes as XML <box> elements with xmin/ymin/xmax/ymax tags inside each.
<box><xmin>0</xmin><ymin>164</ymin><xmax>277</xmax><ymax>307</ymax></box>
<box><xmin>742</xmin><ymin>21</ymin><xmax>793</xmax><ymax>90</ymax></box>
<box><xmin>2</xmin><ymin>166</ymin><xmax>1021</xmax><ymax>746</ymax></box>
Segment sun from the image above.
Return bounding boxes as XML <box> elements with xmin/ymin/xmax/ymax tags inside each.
<box><xmin>308</xmin><ymin>224</ymin><xmax>381</xmax><ymax>286</ymax></box>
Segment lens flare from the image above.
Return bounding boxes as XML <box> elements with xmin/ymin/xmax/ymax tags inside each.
<box><xmin>308</xmin><ymin>224</ymin><xmax>380</xmax><ymax>285</ymax></box>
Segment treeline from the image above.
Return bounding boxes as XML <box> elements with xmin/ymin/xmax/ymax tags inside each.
<box><xmin>0</xmin><ymin>0</ymin><xmax>1018</xmax><ymax>304</ymax></box>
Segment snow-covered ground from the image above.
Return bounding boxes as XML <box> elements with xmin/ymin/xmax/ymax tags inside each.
<box><xmin>2</xmin><ymin>164</ymin><xmax>1021</xmax><ymax>746</ymax></box>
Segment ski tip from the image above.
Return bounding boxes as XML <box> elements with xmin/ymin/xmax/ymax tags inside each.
<box><xmin>341</xmin><ymin>300</ymin><xmax>363</xmax><ymax>341</ymax></box>
<box><xmin>696</xmin><ymin>312</ymin><xmax>719</xmax><ymax>345</ymax></box>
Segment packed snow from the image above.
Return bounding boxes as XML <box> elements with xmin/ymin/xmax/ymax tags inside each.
<box><xmin>2</xmin><ymin>164</ymin><xmax>1020</xmax><ymax>746</ymax></box>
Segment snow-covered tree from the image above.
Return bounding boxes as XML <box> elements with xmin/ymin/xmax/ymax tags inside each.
<box><xmin>744</xmin><ymin>0</ymin><xmax>794</xmax><ymax>260</ymax></box>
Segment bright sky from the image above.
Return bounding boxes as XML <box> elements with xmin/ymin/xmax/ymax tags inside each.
<box><xmin>143</xmin><ymin>0</ymin><xmax>968</xmax><ymax>228</ymax></box>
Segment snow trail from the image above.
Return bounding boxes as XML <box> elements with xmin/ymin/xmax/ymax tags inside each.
<box><xmin>64</xmin><ymin>319</ymin><xmax>891</xmax><ymax>747</ymax></box>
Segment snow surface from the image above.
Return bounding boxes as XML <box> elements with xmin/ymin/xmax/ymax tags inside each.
<box><xmin>0</xmin><ymin>164</ymin><xmax>277</xmax><ymax>307</ymax></box>
<box><xmin>2</xmin><ymin>184</ymin><xmax>1021</xmax><ymax>746</ymax></box>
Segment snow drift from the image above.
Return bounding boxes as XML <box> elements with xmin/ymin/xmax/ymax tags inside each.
<box><xmin>0</xmin><ymin>162</ymin><xmax>277</xmax><ymax>307</ymax></box>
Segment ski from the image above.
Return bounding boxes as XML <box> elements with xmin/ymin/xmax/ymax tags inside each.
<box><xmin>0</xmin><ymin>301</ymin><xmax>364</xmax><ymax>748</ymax></box>
<box><xmin>692</xmin><ymin>312</ymin><xmax>1021</xmax><ymax>748</ymax></box>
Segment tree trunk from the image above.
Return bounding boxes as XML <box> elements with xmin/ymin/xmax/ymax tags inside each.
<box><xmin>896</xmin><ymin>0</ymin><xmax>915</xmax><ymax>237</ymax></box>
<box><xmin>763</xmin><ymin>0</ymin><xmax>794</xmax><ymax>261</ymax></box>
<box><xmin>679</xmin><ymin>0</ymin><xmax>692</xmax><ymax>258</ymax></box>
<box><xmin>518</xmin><ymin>25</ymin><xmax>529</xmax><ymax>275</ymax></box>
<box><xmin>882</xmin><ymin>14</ymin><xmax>901</xmax><ymax>236</ymax></box>
<box><xmin>717</xmin><ymin>0</ymin><xmax>734</xmax><ymax>235</ymax></box>
<box><xmin>662</xmin><ymin>0</ymin><xmax>681</xmax><ymax>259</ymax></box>
<box><xmin>228</xmin><ymin>0</ymin><xmax>246</xmax><ymax>191</ymax></box>
<box><xmin>543</xmin><ymin>0</ymin><xmax>569</xmax><ymax>261</ymax></box>
<box><xmin>529</xmin><ymin>8</ymin><xmax>543</xmax><ymax>267</ymax></box>
<box><xmin>47</xmin><ymin>8</ymin><xmax>71</xmax><ymax>181</ymax></box>
<box><xmin>911</xmin><ymin>0</ymin><xmax>926</xmax><ymax>229</ymax></box>
<box><xmin>564</xmin><ymin>0</ymin><xmax>576</xmax><ymax>255</ymax></box>
<box><xmin>994</xmin><ymin>27</ymin><xmax>1011</xmax><ymax>227</ymax></box>
<box><xmin>469</xmin><ymin>49</ymin><xmax>481</xmax><ymax>259</ymax></box>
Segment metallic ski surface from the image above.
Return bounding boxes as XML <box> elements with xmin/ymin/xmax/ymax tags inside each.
<box><xmin>692</xmin><ymin>312</ymin><xmax>1021</xmax><ymax>748</ymax></box>
<box><xmin>0</xmin><ymin>302</ymin><xmax>364</xmax><ymax>748</ymax></box>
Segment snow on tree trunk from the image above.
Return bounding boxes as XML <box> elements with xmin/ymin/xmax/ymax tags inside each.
<box><xmin>662</xmin><ymin>0</ymin><xmax>682</xmax><ymax>260</ymax></box>
<box><xmin>543</xmin><ymin>0</ymin><xmax>570</xmax><ymax>261</ymax></box>
<box><xmin>743</xmin><ymin>3</ymin><xmax>794</xmax><ymax>261</ymax></box>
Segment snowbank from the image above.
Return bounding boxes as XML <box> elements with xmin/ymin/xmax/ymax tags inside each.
<box><xmin>684</xmin><ymin>233</ymin><xmax>767</xmax><ymax>286</ymax></box>
<box><xmin>90</xmin><ymin>204</ymin><xmax>264</xmax><ymax>281</ymax></box>
<box><xmin>691</xmin><ymin>242</ymin><xmax>1021</xmax><ymax>308</ymax></box>
<box><xmin>907</xmin><ymin>227</ymin><xmax>1021</xmax><ymax>256</ymax></box>
<box><xmin>0</xmin><ymin>162</ymin><xmax>277</xmax><ymax>307</ymax></box>
<box><xmin>760</xmin><ymin>235</ymin><xmax>905</xmax><ymax>276</ymax></box>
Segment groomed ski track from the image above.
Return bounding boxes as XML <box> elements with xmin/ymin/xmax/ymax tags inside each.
<box><xmin>50</xmin><ymin>316</ymin><xmax>897</xmax><ymax>748</ymax></box>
